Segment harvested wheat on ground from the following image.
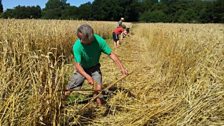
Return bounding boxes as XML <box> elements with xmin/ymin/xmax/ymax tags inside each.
<box><xmin>0</xmin><ymin>19</ymin><xmax>223</xmax><ymax>126</ymax></box>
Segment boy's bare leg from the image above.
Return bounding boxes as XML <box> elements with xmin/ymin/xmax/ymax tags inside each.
<box><xmin>114</xmin><ymin>42</ymin><xmax>117</xmax><ymax>48</ymax></box>
<box><xmin>117</xmin><ymin>41</ymin><xmax>120</xmax><ymax>47</ymax></box>
<box><xmin>94</xmin><ymin>84</ymin><xmax>103</xmax><ymax>106</ymax></box>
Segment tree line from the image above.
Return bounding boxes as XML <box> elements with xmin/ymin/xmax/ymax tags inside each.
<box><xmin>0</xmin><ymin>0</ymin><xmax>223</xmax><ymax>23</ymax></box>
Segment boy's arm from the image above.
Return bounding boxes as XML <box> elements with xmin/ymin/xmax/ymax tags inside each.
<box><xmin>73</xmin><ymin>62</ymin><xmax>94</xmax><ymax>85</ymax></box>
<box><xmin>109</xmin><ymin>52</ymin><xmax>128</xmax><ymax>76</ymax></box>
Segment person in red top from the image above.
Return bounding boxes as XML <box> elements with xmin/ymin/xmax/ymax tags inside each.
<box><xmin>112</xmin><ymin>25</ymin><xmax>126</xmax><ymax>48</ymax></box>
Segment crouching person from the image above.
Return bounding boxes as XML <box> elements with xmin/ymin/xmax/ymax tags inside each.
<box><xmin>123</xmin><ymin>27</ymin><xmax>130</xmax><ymax>38</ymax></box>
<box><xmin>112</xmin><ymin>25</ymin><xmax>126</xmax><ymax>48</ymax></box>
<box><xmin>65</xmin><ymin>24</ymin><xmax>128</xmax><ymax>105</ymax></box>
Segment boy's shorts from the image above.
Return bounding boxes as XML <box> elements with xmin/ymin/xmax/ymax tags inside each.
<box><xmin>112</xmin><ymin>32</ymin><xmax>119</xmax><ymax>42</ymax></box>
<box><xmin>66</xmin><ymin>63</ymin><xmax>102</xmax><ymax>90</ymax></box>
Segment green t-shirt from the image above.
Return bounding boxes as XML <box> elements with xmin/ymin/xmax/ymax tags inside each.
<box><xmin>73</xmin><ymin>34</ymin><xmax>112</xmax><ymax>69</ymax></box>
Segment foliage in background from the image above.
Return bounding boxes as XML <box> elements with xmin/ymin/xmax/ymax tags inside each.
<box><xmin>0</xmin><ymin>0</ymin><xmax>223</xmax><ymax>23</ymax></box>
<box><xmin>2</xmin><ymin>6</ymin><xmax>41</xmax><ymax>19</ymax></box>
<box><xmin>0</xmin><ymin>0</ymin><xmax>3</xmax><ymax>14</ymax></box>
<box><xmin>42</xmin><ymin>0</ymin><xmax>68</xmax><ymax>19</ymax></box>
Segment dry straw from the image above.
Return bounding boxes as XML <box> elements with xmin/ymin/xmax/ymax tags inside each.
<box><xmin>0</xmin><ymin>19</ymin><xmax>116</xmax><ymax>125</ymax></box>
<box><xmin>0</xmin><ymin>19</ymin><xmax>223</xmax><ymax>126</ymax></box>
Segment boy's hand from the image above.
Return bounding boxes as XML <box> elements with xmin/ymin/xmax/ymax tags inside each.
<box><xmin>121</xmin><ymin>68</ymin><xmax>128</xmax><ymax>76</ymax></box>
<box><xmin>86</xmin><ymin>76</ymin><xmax>94</xmax><ymax>85</ymax></box>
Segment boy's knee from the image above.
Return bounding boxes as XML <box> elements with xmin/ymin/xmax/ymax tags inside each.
<box><xmin>66</xmin><ymin>72</ymin><xmax>85</xmax><ymax>90</ymax></box>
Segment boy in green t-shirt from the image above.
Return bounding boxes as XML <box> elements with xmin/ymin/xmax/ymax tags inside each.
<box><xmin>65</xmin><ymin>24</ymin><xmax>128</xmax><ymax>105</ymax></box>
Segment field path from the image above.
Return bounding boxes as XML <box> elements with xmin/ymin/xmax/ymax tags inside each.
<box><xmin>88</xmin><ymin>24</ymin><xmax>161</xmax><ymax>119</ymax></box>
<box><xmin>101</xmin><ymin>24</ymin><xmax>154</xmax><ymax>89</ymax></box>
<box><xmin>114</xmin><ymin>24</ymin><xmax>155</xmax><ymax>80</ymax></box>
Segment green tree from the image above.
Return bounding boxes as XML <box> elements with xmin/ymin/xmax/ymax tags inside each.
<box><xmin>140</xmin><ymin>10</ymin><xmax>167</xmax><ymax>22</ymax></box>
<box><xmin>212</xmin><ymin>0</ymin><xmax>224</xmax><ymax>23</ymax></box>
<box><xmin>77</xmin><ymin>2</ymin><xmax>92</xmax><ymax>20</ymax></box>
<box><xmin>42</xmin><ymin>8</ymin><xmax>62</xmax><ymax>19</ymax></box>
<box><xmin>178</xmin><ymin>9</ymin><xmax>198</xmax><ymax>23</ymax></box>
<box><xmin>91</xmin><ymin>0</ymin><xmax>118</xmax><ymax>20</ymax></box>
<box><xmin>61</xmin><ymin>6</ymin><xmax>78</xmax><ymax>19</ymax></box>
<box><xmin>199</xmin><ymin>0</ymin><xmax>224</xmax><ymax>23</ymax></box>
<box><xmin>42</xmin><ymin>0</ymin><xmax>69</xmax><ymax>19</ymax></box>
<box><xmin>91</xmin><ymin>0</ymin><xmax>140</xmax><ymax>21</ymax></box>
<box><xmin>2</xmin><ymin>9</ymin><xmax>13</xmax><ymax>18</ymax></box>
<box><xmin>138</xmin><ymin>0</ymin><xmax>157</xmax><ymax>13</ymax></box>
<box><xmin>45</xmin><ymin>0</ymin><xmax>67</xmax><ymax>9</ymax></box>
<box><xmin>2</xmin><ymin>6</ymin><xmax>41</xmax><ymax>19</ymax></box>
<box><xmin>122</xmin><ymin>0</ymin><xmax>140</xmax><ymax>21</ymax></box>
<box><xmin>0</xmin><ymin>0</ymin><xmax>3</xmax><ymax>14</ymax></box>
<box><xmin>162</xmin><ymin>0</ymin><xmax>191</xmax><ymax>22</ymax></box>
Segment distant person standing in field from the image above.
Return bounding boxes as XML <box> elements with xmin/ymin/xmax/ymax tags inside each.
<box><xmin>65</xmin><ymin>24</ymin><xmax>128</xmax><ymax>105</ymax></box>
<box><xmin>117</xmin><ymin>17</ymin><xmax>124</xmax><ymax>27</ymax></box>
<box><xmin>112</xmin><ymin>25</ymin><xmax>126</xmax><ymax>48</ymax></box>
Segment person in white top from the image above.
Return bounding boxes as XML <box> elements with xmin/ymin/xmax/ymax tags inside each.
<box><xmin>117</xmin><ymin>17</ymin><xmax>124</xmax><ymax>27</ymax></box>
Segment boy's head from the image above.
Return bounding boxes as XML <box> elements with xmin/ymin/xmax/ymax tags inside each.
<box><xmin>126</xmin><ymin>28</ymin><xmax>130</xmax><ymax>34</ymax></box>
<box><xmin>121</xmin><ymin>24</ymin><xmax>126</xmax><ymax>29</ymax></box>
<box><xmin>77</xmin><ymin>24</ymin><xmax>94</xmax><ymax>45</ymax></box>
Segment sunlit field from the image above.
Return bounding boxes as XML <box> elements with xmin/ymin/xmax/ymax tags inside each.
<box><xmin>0</xmin><ymin>19</ymin><xmax>223</xmax><ymax>126</ymax></box>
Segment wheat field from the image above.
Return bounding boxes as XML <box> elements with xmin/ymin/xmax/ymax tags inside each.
<box><xmin>0</xmin><ymin>19</ymin><xmax>223</xmax><ymax>126</ymax></box>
